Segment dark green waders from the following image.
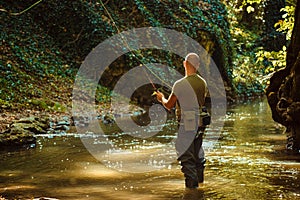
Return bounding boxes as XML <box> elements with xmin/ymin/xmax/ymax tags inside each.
<box><xmin>178</xmin><ymin>128</ymin><xmax>206</xmax><ymax>188</ymax></box>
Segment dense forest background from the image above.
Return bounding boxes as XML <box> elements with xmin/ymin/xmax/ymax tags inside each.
<box><xmin>0</xmin><ymin>0</ymin><xmax>293</xmax><ymax>107</ymax></box>
<box><xmin>1</xmin><ymin>0</ymin><xmax>299</xmax><ymax>150</ymax></box>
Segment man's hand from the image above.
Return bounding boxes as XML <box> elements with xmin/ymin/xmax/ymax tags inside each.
<box><xmin>155</xmin><ymin>91</ymin><xmax>164</xmax><ymax>103</ymax></box>
<box><xmin>153</xmin><ymin>90</ymin><xmax>176</xmax><ymax>110</ymax></box>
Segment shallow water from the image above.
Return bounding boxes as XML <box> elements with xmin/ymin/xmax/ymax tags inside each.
<box><xmin>1</xmin><ymin>98</ymin><xmax>300</xmax><ymax>200</ymax></box>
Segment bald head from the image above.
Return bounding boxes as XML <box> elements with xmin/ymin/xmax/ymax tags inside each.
<box><xmin>185</xmin><ymin>53</ymin><xmax>200</xmax><ymax>70</ymax></box>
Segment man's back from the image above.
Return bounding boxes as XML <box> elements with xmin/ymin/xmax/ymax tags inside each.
<box><xmin>173</xmin><ymin>74</ymin><xmax>207</xmax><ymax>112</ymax></box>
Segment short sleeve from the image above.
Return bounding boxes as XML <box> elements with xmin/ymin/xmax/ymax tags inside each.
<box><xmin>172</xmin><ymin>79</ymin><xmax>181</xmax><ymax>98</ymax></box>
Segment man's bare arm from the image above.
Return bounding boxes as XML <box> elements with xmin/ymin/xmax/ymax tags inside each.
<box><xmin>156</xmin><ymin>91</ymin><xmax>177</xmax><ymax>110</ymax></box>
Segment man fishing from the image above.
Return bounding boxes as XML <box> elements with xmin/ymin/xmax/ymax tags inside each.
<box><xmin>155</xmin><ymin>52</ymin><xmax>208</xmax><ymax>188</ymax></box>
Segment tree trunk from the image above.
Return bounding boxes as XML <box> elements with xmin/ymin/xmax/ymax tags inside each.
<box><xmin>266</xmin><ymin>0</ymin><xmax>300</xmax><ymax>152</ymax></box>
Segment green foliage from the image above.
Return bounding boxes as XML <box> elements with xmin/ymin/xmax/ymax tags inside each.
<box><xmin>274</xmin><ymin>6</ymin><xmax>295</xmax><ymax>40</ymax></box>
<box><xmin>0</xmin><ymin>99</ymin><xmax>13</xmax><ymax>109</ymax></box>
<box><xmin>28</xmin><ymin>99</ymin><xmax>67</xmax><ymax>112</ymax></box>
<box><xmin>256</xmin><ymin>46</ymin><xmax>286</xmax><ymax>74</ymax></box>
<box><xmin>224</xmin><ymin>0</ymin><xmax>295</xmax><ymax>96</ymax></box>
<box><xmin>0</xmin><ymin>2</ymin><xmax>77</xmax><ymax>109</ymax></box>
<box><xmin>29</xmin><ymin>99</ymin><xmax>48</xmax><ymax>110</ymax></box>
<box><xmin>1</xmin><ymin>0</ymin><xmax>234</xmax><ymax>107</ymax></box>
<box><xmin>223</xmin><ymin>0</ymin><xmax>265</xmax><ymax>96</ymax></box>
<box><xmin>241</xmin><ymin>0</ymin><xmax>264</xmax><ymax>13</ymax></box>
<box><xmin>129</xmin><ymin>0</ymin><xmax>234</xmax><ymax>78</ymax></box>
<box><xmin>52</xmin><ymin>102</ymin><xmax>67</xmax><ymax>112</ymax></box>
<box><xmin>232</xmin><ymin>47</ymin><xmax>265</xmax><ymax>95</ymax></box>
<box><xmin>242</xmin><ymin>0</ymin><xmax>263</xmax><ymax>4</ymax></box>
<box><xmin>96</xmin><ymin>85</ymin><xmax>112</xmax><ymax>104</ymax></box>
<box><xmin>85</xmin><ymin>0</ymin><xmax>234</xmax><ymax>96</ymax></box>
<box><xmin>254</xmin><ymin>5</ymin><xmax>295</xmax><ymax>84</ymax></box>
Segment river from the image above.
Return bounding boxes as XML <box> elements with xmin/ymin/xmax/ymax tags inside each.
<box><xmin>1</xmin><ymin>98</ymin><xmax>300</xmax><ymax>200</ymax></box>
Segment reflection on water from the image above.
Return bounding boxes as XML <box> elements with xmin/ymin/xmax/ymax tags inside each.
<box><xmin>1</xmin><ymin>98</ymin><xmax>300</xmax><ymax>199</ymax></box>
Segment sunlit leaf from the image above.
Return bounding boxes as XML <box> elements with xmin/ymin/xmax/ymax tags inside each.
<box><xmin>246</xmin><ymin>6</ymin><xmax>255</xmax><ymax>13</ymax></box>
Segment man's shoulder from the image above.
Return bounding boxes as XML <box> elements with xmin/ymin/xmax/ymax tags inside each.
<box><xmin>172</xmin><ymin>77</ymin><xmax>187</xmax><ymax>93</ymax></box>
<box><xmin>174</xmin><ymin>77</ymin><xmax>186</xmax><ymax>86</ymax></box>
<box><xmin>196</xmin><ymin>74</ymin><xmax>207</xmax><ymax>84</ymax></box>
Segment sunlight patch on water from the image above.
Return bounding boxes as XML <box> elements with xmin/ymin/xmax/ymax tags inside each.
<box><xmin>101</xmin><ymin>150</ymin><xmax>176</xmax><ymax>172</ymax></box>
<box><xmin>72</xmin><ymin>162</ymin><xmax>126</xmax><ymax>179</ymax></box>
<box><xmin>0</xmin><ymin>185</ymin><xmax>36</xmax><ymax>193</ymax></box>
<box><xmin>258</xmin><ymin>133</ymin><xmax>286</xmax><ymax>141</ymax></box>
<box><xmin>0</xmin><ymin>170</ymin><xmax>24</xmax><ymax>177</ymax></box>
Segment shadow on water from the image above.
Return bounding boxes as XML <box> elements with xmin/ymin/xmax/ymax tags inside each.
<box><xmin>1</xmin><ymin>98</ymin><xmax>300</xmax><ymax>199</ymax></box>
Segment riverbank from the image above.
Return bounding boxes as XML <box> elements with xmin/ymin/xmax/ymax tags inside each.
<box><xmin>0</xmin><ymin>110</ymin><xmax>68</xmax><ymax>133</ymax></box>
<box><xmin>0</xmin><ymin>100</ymin><xmax>149</xmax><ymax>148</ymax></box>
<box><xmin>0</xmin><ymin>108</ymin><xmax>71</xmax><ymax>148</ymax></box>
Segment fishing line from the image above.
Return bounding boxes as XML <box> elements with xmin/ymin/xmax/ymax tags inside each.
<box><xmin>2</xmin><ymin>0</ymin><xmax>43</xmax><ymax>16</ymax></box>
<box><xmin>140</xmin><ymin>64</ymin><xmax>158</xmax><ymax>90</ymax></box>
<box><xmin>99</xmin><ymin>0</ymin><xmax>172</xmax><ymax>90</ymax></box>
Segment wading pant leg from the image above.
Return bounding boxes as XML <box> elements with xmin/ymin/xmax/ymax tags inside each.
<box><xmin>195</xmin><ymin>131</ymin><xmax>206</xmax><ymax>183</ymax></box>
<box><xmin>178</xmin><ymin>138</ymin><xmax>199</xmax><ymax>188</ymax></box>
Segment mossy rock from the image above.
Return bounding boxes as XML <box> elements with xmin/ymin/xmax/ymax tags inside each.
<box><xmin>0</xmin><ymin>116</ymin><xmax>50</xmax><ymax>147</ymax></box>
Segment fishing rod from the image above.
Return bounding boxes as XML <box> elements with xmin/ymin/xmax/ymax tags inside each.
<box><xmin>99</xmin><ymin>0</ymin><xmax>172</xmax><ymax>91</ymax></box>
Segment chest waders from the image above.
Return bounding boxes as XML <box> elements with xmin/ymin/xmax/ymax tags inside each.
<box><xmin>177</xmin><ymin>107</ymin><xmax>209</xmax><ymax>188</ymax></box>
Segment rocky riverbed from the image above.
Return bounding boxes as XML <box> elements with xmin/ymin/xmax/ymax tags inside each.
<box><xmin>0</xmin><ymin>111</ymin><xmax>72</xmax><ymax>148</ymax></box>
<box><xmin>0</xmin><ymin>103</ymin><xmax>146</xmax><ymax>148</ymax></box>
